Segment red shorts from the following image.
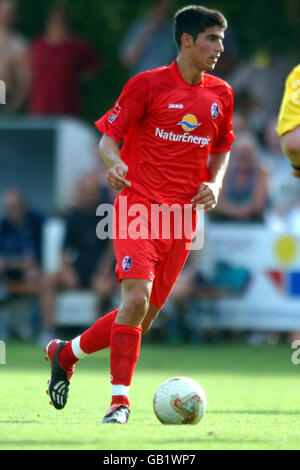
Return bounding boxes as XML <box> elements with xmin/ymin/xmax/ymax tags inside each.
<box><xmin>113</xmin><ymin>188</ymin><xmax>197</xmax><ymax>309</ymax></box>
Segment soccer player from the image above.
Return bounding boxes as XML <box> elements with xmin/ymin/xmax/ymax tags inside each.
<box><xmin>44</xmin><ymin>5</ymin><xmax>235</xmax><ymax>424</ymax></box>
<box><xmin>277</xmin><ymin>64</ymin><xmax>300</xmax><ymax>177</ymax></box>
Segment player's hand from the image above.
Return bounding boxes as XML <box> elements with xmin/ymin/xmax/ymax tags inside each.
<box><xmin>191</xmin><ymin>182</ymin><xmax>220</xmax><ymax>212</ymax></box>
<box><xmin>107</xmin><ymin>163</ymin><xmax>131</xmax><ymax>190</ymax></box>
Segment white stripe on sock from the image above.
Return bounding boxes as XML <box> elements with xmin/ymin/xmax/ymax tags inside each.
<box><xmin>111</xmin><ymin>384</ymin><xmax>130</xmax><ymax>397</ymax></box>
<box><xmin>71</xmin><ymin>336</ymin><xmax>87</xmax><ymax>359</ymax></box>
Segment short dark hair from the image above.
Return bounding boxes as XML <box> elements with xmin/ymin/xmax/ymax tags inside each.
<box><xmin>174</xmin><ymin>5</ymin><xmax>227</xmax><ymax>50</ymax></box>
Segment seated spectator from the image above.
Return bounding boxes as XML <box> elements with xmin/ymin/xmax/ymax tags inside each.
<box><xmin>29</xmin><ymin>5</ymin><xmax>99</xmax><ymax>117</ymax></box>
<box><xmin>120</xmin><ymin>0</ymin><xmax>177</xmax><ymax>76</ymax></box>
<box><xmin>215</xmin><ymin>135</ymin><xmax>268</xmax><ymax>222</ymax></box>
<box><xmin>0</xmin><ymin>189</ymin><xmax>44</xmax><ymax>283</ymax></box>
<box><xmin>0</xmin><ymin>0</ymin><xmax>30</xmax><ymax>114</ymax></box>
<box><xmin>0</xmin><ymin>189</ymin><xmax>44</xmax><ymax>340</ymax></box>
<box><xmin>261</xmin><ymin>117</ymin><xmax>300</xmax><ymax>232</ymax></box>
<box><xmin>40</xmin><ymin>174</ymin><xmax>116</xmax><ymax>343</ymax></box>
<box><xmin>232</xmin><ymin>111</ymin><xmax>249</xmax><ymax>137</ymax></box>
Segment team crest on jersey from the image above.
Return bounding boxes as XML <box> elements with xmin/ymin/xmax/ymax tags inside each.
<box><xmin>177</xmin><ymin>114</ymin><xmax>201</xmax><ymax>132</ymax></box>
<box><xmin>211</xmin><ymin>102</ymin><xmax>220</xmax><ymax>119</ymax></box>
<box><xmin>122</xmin><ymin>256</ymin><xmax>132</xmax><ymax>271</ymax></box>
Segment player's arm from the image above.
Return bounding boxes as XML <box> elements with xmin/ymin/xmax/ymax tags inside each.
<box><xmin>191</xmin><ymin>151</ymin><xmax>230</xmax><ymax>212</ymax></box>
<box><xmin>277</xmin><ymin>65</ymin><xmax>300</xmax><ymax>177</ymax></box>
<box><xmin>280</xmin><ymin>126</ymin><xmax>300</xmax><ymax>177</ymax></box>
<box><xmin>99</xmin><ymin>135</ymin><xmax>131</xmax><ymax>191</ymax></box>
<box><xmin>95</xmin><ymin>73</ymin><xmax>150</xmax><ymax>191</ymax></box>
<box><xmin>192</xmin><ymin>85</ymin><xmax>234</xmax><ymax>211</ymax></box>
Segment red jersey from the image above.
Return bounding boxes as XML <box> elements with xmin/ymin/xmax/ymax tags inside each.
<box><xmin>95</xmin><ymin>60</ymin><xmax>234</xmax><ymax>205</ymax></box>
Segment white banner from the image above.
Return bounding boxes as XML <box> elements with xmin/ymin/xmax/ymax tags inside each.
<box><xmin>203</xmin><ymin>223</ymin><xmax>300</xmax><ymax>331</ymax></box>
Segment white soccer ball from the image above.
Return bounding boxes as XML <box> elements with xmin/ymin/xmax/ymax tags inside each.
<box><xmin>153</xmin><ymin>376</ymin><xmax>207</xmax><ymax>425</ymax></box>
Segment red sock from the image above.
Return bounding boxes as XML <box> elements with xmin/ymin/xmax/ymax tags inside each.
<box><xmin>59</xmin><ymin>341</ymin><xmax>78</xmax><ymax>371</ymax></box>
<box><xmin>110</xmin><ymin>322</ymin><xmax>142</xmax><ymax>406</ymax></box>
<box><xmin>111</xmin><ymin>395</ymin><xmax>130</xmax><ymax>407</ymax></box>
<box><xmin>80</xmin><ymin>309</ymin><xmax>118</xmax><ymax>353</ymax></box>
<box><xmin>59</xmin><ymin>309</ymin><xmax>118</xmax><ymax>370</ymax></box>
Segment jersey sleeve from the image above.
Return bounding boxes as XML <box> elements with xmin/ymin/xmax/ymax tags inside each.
<box><xmin>210</xmin><ymin>86</ymin><xmax>235</xmax><ymax>154</ymax></box>
<box><xmin>94</xmin><ymin>72</ymin><xmax>150</xmax><ymax>144</ymax></box>
<box><xmin>277</xmin><ymin>64</ymin><xmax>300</xmax><ymax>136</ymax></box>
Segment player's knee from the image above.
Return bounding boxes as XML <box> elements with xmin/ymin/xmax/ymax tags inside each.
<box><xmin>120</xmin><ymin>294</ymin><xmax>149</xmax><ymax>324</ymax></box>
<box><xmin>128</xmin><ymin>294</ymin><xmax>149</xmax><ymax>317</ymax></box>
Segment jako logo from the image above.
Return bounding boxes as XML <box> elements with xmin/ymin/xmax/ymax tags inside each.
<box><xmin>0</xmin><ymin>340</ymin><xmax>6</xmax><ymax>364</ymax></box>
<box><xmin>177</xmin><ymin>114</ymin><xmax>201</xmax><ymax>132</ymax></box>
<box><xmin>168</xmin><ymin>103</ymin><xmax>184</xmax><ymax>109</ymax></box>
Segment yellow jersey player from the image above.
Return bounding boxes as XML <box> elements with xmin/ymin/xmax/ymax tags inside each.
<box><xmin>277</xmin><ymin>64</ymin><xmax>300</xmax><ymax>177</ymax></box>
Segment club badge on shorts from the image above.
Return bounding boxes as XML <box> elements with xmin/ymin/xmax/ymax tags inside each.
<box><xmin>122</xmin><ymin>256</ymin><xmax>132</xmax><ymax>271</ymax></box>
<box><xmin>211</xmin><ymin>102</ymin><xmax>220</xmax><ymax>119</ymax></box>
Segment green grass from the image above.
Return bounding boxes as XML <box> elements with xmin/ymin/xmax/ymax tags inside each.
<box><xmin>0</xmin><ymin>341</ymin><xmax>299</xmax><ymax>450</ymax></box>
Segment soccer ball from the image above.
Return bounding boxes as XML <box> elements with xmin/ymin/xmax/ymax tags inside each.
<box><xmin>153</xmin><ymin>376</ymin><xmax>207</xmax><ymax>425</ymax></box>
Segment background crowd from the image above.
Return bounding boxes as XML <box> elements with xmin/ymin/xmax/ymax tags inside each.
<box><xmin>0</xmin><ymin>0</ymin><xmax>299</xmax><ymax>345</ymax></box>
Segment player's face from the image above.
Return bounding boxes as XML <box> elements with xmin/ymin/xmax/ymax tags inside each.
<box><xmin>191</xmin><ymin>26</ymin><xmax>225</xmax><ymax>72</ymax></box>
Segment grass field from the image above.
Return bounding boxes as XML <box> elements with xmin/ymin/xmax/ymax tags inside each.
<box><xmin>0</xmin><ymin>341</ymin><xmax>299</xmax><ymax>450</ymax></box>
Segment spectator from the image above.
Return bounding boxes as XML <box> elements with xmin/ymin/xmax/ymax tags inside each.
<box><xmin>228</xmin><ymin>54</ymin><xmax>294</xmax><ymax>136</ymax></box>
<box><xmin>29</xmin><ymin>5</ymin><xmax>99</xmax><ymax>117</ymax></box>
<box><xmin>232</xmin><ymin>111</ymin><xmax>248</xmax><ymax>137</ymax></box>
<box><xmin>0</xmin><ymin>189</ymin><xmax>44</xmax><ymax>282</ymax></box>
<box><xmin>215</xmin><ymin>135</ymin><xmax>268</xmax><ymax>222</ymax></box>
<box><xmin>120</xmin><ymin>0</ymin><xmax>177</xmax><ymax>76</ymax></box>
<box><xmin>213</xmin><ymin>26</ymin><xmax>241</xmax><ymax>80</ymax></box>
<box><xmin>0</xmin><ymin>190</ymin><xmax>44</xmax><ymax>340</ymax></box>
<box><xmin>40</xmin><ymin>174</ymin><xmax>116</xmax><ymax>343</ymax></box>
<box><xmin>0</xmin><ymin>0</ymin><xmax>30</xmax><ymax>113</ymax></box>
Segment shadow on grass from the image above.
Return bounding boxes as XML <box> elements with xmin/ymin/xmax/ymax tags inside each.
<box><xmin>210</xmin><ymin>409</ymin><xmax>300</xmax><ymax>416</ymax></box>
<box><xmin>0</xmin><ymin>440</ymin><xmax>89</xmax><ymax>447</ymax></box>
<box><xmin>4</xmin><ymin>342</ymin><xmax>297</xmax><ymax>376</ymax></box>
<box><xmin>0</xmin><ymin>435</ymin><xmax>273</xmax><ymax>448</ymax></box>
<box><xmin>0</xmin><ymin>420</ymin><xmax>39</xmax><ymax>424</ymax></box>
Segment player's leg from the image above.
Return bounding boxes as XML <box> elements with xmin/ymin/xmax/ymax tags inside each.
<box><xmin>102</xmin><ymin>278</ymin><xmax>152</xmax><ymax>424</ymax></box>
<box><xmin>56</xmin><ymin>296</ymin><xmax>160</xmax><ymax>375</ymax></box>
<box><xmin>141</xmin><ymin>302</ymin><xmax>161</xmax><ymax>335</ymax></box>
<box><xmin>56</xmin><ymin>265</ymin><xmax>118</xmax><ymax>372</ymax></box>
<box><xmin>44</xmin><ymin>266</ymin><xmax>118</xmax><ymax>410</ymax></box>
<box><xmin>54</xmin><ymin>270</ymin><xmax>151</xmax><ymax>373</ymax></box>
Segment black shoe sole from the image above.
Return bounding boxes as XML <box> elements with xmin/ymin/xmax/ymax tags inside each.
<box><xmin>46</xmin><ymin>341</ymin><xmax>70</xmax><ymax>410</ymax></box>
